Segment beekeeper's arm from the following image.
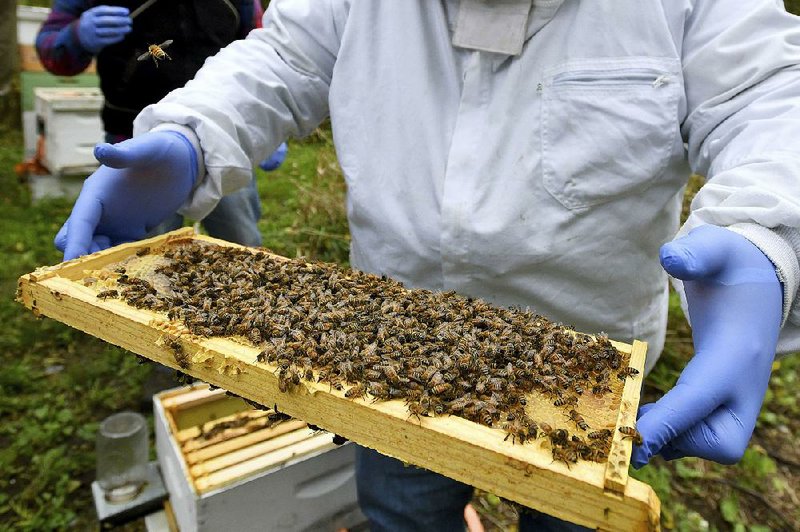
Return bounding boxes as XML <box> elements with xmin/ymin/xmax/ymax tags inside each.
<box><xmin>55</xmin><ymin>0</ymin><xmax>343</xmax><ymax>259</ymax></box>
<box><xmin>634</xmin><ymin>0</ymin><xmax>800</xmax><ymax>467</ymax></box>
<box><xmin>36</xmin><ymin>2</ymin><xmax>131</xmax><ymax>76</ymax></box>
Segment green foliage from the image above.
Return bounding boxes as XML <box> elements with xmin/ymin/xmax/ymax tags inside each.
<box><xmin>255</xmin><ymin>127</ymin><xmax>349</xmax><ymax>264</ymax></box>
<box><xmin>15</xmin><ymin>1</ymin><xmax>52</xmax><ymax>7</ymax></box>
<box><xmin>630</xmin><ymin>462</ymin><xmax>674</xmax><ymax>506</ymax></box>
<box><xmin>738</xmin><ymin>447</ymin><xmax>777</xmax><ymax>490</ymax></box>
<box><xmin>786</xmin><ymin>0</ymin><xmax>800</xmax><ymax>15</ymax></box>
<box><xmin>719</xmin><ymin>493</ymin><xmax>743</xmax><ymax>526</ymax></box>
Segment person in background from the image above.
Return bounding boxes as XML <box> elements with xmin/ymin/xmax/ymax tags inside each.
<box><xmin>52</xmin><ymin>1</ymin><xmax>800</xmax><ymax>530</ymax></box>
<box><xmin>35</xmin><ymin>0</ymin><xmax>287</xmax><ymax>247</ymax></box>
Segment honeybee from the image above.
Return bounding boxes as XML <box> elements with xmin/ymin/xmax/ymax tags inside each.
<box><xmin>569</xmin><ymin>409</ymin><xmax>589</xmax><ymax>431</ymax></box>
<box><xmin>551</xmin><ymin>446</ymin><xmax>579</xmax><ymax>468</ymax></box>
<box><xmin>618</xmin><ymin>426</ymin><xmax>643</xmax><ymax>445</ymax></box>
<box><xmin>164</xmin><ymin>338</ymin><xmax>189</xmax><ymax>369</ymax></box>
<box><xmin>345</xmin><ymin>383</ymin><xmax>367</xmax><ymax>399</ymax></box>
<box><xmin>137</xmin><ymin>40</ymin><xmax>173</xmax><ymax>67</ymax></box>
<box><xmin>591</xmin><ymin>384</ymin><xmax>612</xmax><ymax>396</ymax></box>
<box><xmin>430</xmin><ymin>383</ymin><xmax>452</xmax><ymax>395</ymax></box>
<box><xmin>406</xmin><ymin>401</ymin><xmax>427</xmax><ymax>422</ymax></box>
<box><xmin>553</xmin><ymin>395</ymin><xmax>578</xmax><ymax>407</ymax></box>
<box><xmin>617</xmin><ymin>366</ymin><xmax>641</xmax><ymax>379</ymax></box>
<box><xmin>588</xmin><ymin>429</ymin><xmax>612</xmax><ymax>440</ymax></box>
<box><xmin>277</xmin><ymin>366</ymin><xmax>300</xmax><ymax>393</ymax></box>
<box><xmin>502</xmin><ymin>417</ymin><xmax>537</xmax><ymax>444</ymax></box>
<box><xmin>96</xmin><ymin>289</ymin><xmax>119</xmax><ymax>300</ymax></box>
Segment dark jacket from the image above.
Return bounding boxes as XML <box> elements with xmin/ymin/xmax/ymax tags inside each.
<box><xmin>36</xmin><ymin>0</ymin><xmax>257</xmax><ymax>136</ymax></box>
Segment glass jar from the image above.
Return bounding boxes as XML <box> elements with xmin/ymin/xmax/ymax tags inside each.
<box><xmin>96</xmin><ymin>412</ymin><xmax>149</xmax><ymax>503</ymax></box>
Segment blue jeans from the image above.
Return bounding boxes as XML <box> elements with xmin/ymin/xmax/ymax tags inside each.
<box><xmin>355</xmin><ymin>447</ymin><xmax>591</xmax><ymax>532</ymax></box>
<box><xmin>149</xmin><ymin>177</ymin><xmax>263</xmax><ymax>246</ymax></box>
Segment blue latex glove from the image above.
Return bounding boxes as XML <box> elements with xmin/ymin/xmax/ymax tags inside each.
<box><xmin>77</xmin><ymin>6</ymin><xmax>132</xmax><ymax>54</ymax></box>
<box><xmin>259</xmin><ymin>142</ymin><xmax>288</xmax><ymax>171</ymax></box>
<box><xmin>633</xmin><ymin>225</ymin><xmax>782</xmax><ymax>467</ymax></box>
<box><xmin>55</xmin><ymin>131</ymin><xmax>198</xmax><ymax>260</ymax></box>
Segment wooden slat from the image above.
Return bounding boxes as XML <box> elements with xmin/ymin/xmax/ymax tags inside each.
<box><xmin>184</xmin><ymin>420</ymin><xmax>308</xmax><ymax>463</ymax></box>
<box><xmin>176</xmin><ymin>411</ymin><xmax>270</xmax><ymax>444</ymax></box>
<box><xmin>16</xmin><ymin>230</ymin><xmax>661</xmax><ymax>531</ymax></box>
<box><xmin>605</xmin><ymin>340</ymin><xmax>648</xmax><ymax>494</ymax></box>
<box><xmin>193</xmin><ymin>434</ymin><xmax>340</xmax><ymax>494</ymax></box>
<box><xmin>161</xmin><ymin>384</ymin><xmax>226</xmax><ymax>411</ymax></box>
<box><xmin>189</xmin><ymin>428</ymin><xmax>318</xmax><ymax>477</ymax></box>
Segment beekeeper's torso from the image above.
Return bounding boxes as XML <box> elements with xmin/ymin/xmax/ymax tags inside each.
<box><xmin>138</xmin><ymin>0</ymin><xmax>800</xmax><ymax>370</ymax></box>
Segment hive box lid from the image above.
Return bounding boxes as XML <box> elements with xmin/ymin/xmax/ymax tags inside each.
<box><xmin>34</xmin><ymin>87</ymin><xmax>104</xmax><ymax>111</ymax></box>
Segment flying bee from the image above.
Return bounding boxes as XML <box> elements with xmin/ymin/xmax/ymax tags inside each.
<box><xmin>618</xmin><ymin>426</ymin><xmax>643</xmax><ymax>445</ymax></box>
<box><xmin>137</xmin><ymin>39</ymin><xmax>173</xmax><ymax>67</ymax></box>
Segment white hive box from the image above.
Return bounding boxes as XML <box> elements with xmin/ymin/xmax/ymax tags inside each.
<box><xmin>154</xmin><ymin>385</ymin><xmax>365</xmax><ymax>532</ymax></box>
<box><xmin>17</xmin><ymin>5</ymin><xmax>51</xmax><ymax>157</ymax></box>
<box><xmin>34</xmin><ymin>87</ymin><xmax>104</xmax><ymax>175</ymax></box>
<box><xmin>17</xmin><ymin>5</ymin><xmax>50</xmax><ymax>52</ymax></box>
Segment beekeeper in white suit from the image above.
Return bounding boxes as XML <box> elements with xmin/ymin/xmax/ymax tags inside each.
<box><xmin>55</xmin><ymin>0</ymin><xmax>800</xmax><ymax>529</ymax></box>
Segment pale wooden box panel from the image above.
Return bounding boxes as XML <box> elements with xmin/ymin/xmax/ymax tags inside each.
<box><xmin>17</xmin><ymin>229</ymin><xmax>660</xmax><ymax>530</ymax></box>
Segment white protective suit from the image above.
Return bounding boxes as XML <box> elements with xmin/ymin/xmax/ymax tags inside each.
<box><xmin>137</xmin><ymin>0</ymin><xmax>800</xmax><ymax>373</ymax></box>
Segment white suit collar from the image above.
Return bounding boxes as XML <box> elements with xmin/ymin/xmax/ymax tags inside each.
<box><xmin>451</xmin><ymin>0</ymin><xmax>564</xmax><ymax>56</ymax></box>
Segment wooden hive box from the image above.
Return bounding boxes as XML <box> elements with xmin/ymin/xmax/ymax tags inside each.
<box><xmin>17</xmin><ymin>228</ymin><xmax>660</xmax><ymax>531</ymax></box>
<box><xmin>154</xmin><ymin>384</ymin><xmax>363</xmax><ymax>531</ymax></box>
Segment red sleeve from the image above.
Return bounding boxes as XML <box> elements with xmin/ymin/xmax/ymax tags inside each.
<box><xmin>253</xmin><ymin>0</ymin><xmax>264</xmax><ymax>29</ymax></box>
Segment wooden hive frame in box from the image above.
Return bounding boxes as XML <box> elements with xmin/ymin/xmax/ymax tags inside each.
<box><xmin>17</xmin><ymin>228</ymin><xmax>660</xmax><ymax>531</ymax></box>
<box><xmin>158</xmin><ymin>385</ymin><xmax>336</xmax><ymax>494</ymax></box>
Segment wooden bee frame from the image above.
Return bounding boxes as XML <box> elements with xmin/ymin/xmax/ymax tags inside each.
<box><xmin>17</xmin><ymin>228</ymin><xmax>660</xmax><ymax>531</ymax></box>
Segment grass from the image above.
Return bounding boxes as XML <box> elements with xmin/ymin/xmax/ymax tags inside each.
<box><xmin>0</xmin><ymin>127</ymin><xmax>152</xmax><ymax>528</ymax></box>
<box><xmin>2</xmin><ymin>83</ymin><xmax>799</xmax><ymax>532</ymax></box>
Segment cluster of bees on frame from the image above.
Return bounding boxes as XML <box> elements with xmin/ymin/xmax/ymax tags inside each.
<box><xmin>98</xmin><ymin>242</ymin><xmax>643</xmax><ymax>466</ymax></box>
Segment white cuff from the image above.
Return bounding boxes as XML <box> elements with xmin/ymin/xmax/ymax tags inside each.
<box><xmin>727</xmin><ymin>222</ymin><xmax>800</xmax><ymax>327</ymax></box>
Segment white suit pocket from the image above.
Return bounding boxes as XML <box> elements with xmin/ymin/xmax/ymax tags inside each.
<box><xmin>541</xmin><ymin>58</ymin><xmax>681</xmax><ymax>210</ymax></box>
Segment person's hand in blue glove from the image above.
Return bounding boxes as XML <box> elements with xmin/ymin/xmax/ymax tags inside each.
<box><xmin>55</xmin><ymin>131</ymin><xmax>198</xmax><ymax>260</ymax></box>
<box><xmin>633</xmin><ymin>224</ymin><xmax>782</xmax><ymax>467</ymax></box>
<box><xmin>259</xmin><ymin>142</ymin><xmax>288</xmax><ymax>171</ymax></box>
<box><xmin>77</xmin><ymin>6</ymin><xmax>132</xmax><ymax>54</ymax></box>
